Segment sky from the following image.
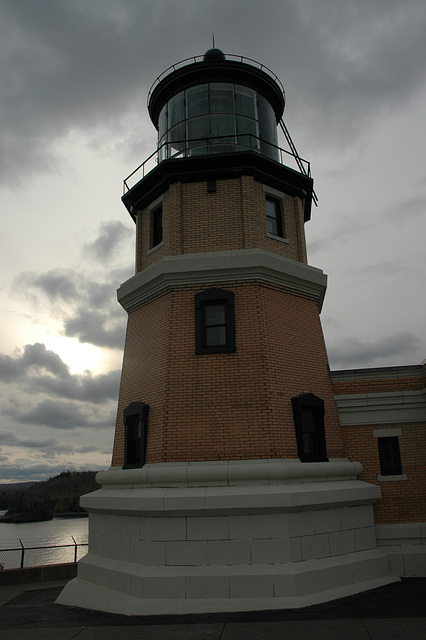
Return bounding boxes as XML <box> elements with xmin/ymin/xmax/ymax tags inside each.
<box><xmin>0</xmin><ymin>0</ymin><xmax>425</xmax><ymax>483</ymax></box>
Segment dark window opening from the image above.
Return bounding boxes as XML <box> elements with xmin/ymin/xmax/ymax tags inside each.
<box><xmin>123</xmin><ymin>402</ymin><xmax>149</xmax><ymax>469</ymax></box>
<box><xmin>195</xmin><ymin>288</ymin><xmax>236</xmax><ymax>354</ymax></box>
<box><xmin>152</xmin><ymin>205</ymin><xmax>163</xmax><ymax>247</ymax></box>
<box><xmin>266</xmin><ymin>195</ymin><xmax>283</xmax><ymax>237</ymax></box>
<box><xmin>378</xmin><ymin>436</ymin><xmax>402</xmax><ymax>476</ymax></box>
<box><xmin>291</xmin><ymin>393</ymin><xmax>328</xmax><ymax>462</ymax></box>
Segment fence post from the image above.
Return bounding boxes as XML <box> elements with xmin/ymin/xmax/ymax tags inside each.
<box><xmin>19</xmin><ymin>539</ymin><xmax>24</xmax><ymax>568</ymax></box>
<box><xmin>71</xmin><ymin>536</ymin><xmax>77</xmax><ymax>563</ymax></box>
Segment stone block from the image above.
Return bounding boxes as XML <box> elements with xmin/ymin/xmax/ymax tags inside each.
<box><xmin>140</xmin><ymin>516</ymin><xmax>186</xmax><ymax>541</ymax></box>
<box><xmin>313</xmin><ymin>508</ymin><xmax>341</xmax><ymax>534</ymax></box>
<box><xmin>166</xmin><ymin>541</ymin><xmax>208</xmax><ymax>566</ymax></box>
<box><xmin>89</xmin><ymin>513</ymin><xmax>121</xmax><ymax>536</ymax></box>
<box><xmin>288</xmin><ymin>511</ymin><xmax>314</xmax><ymax>537</ymax></box>
<box><xmin>352</xmin><ymin>549</ymin><xmax>390</xmax><ymax>583</ymax></box>
<box><xmin>293</xmin><ymin>560</ymin><xmax>327</xmax><ymax>596</ymax></box>
<box><xmin>229</xmin><ymin>565</ymin><xmax>274</xmax><ymax>598</ymax></box>
<box><xmin>187</xmin><ymin>516</ymin><xmax>229</xmax><ymax>540</ymax></box>
<box><xmin>289</xmin><ymin>537</ymin><xmax>302</xmax><ymax>561</ymax></box>
<box><xmin>129</xmin><ymin>566</ymin><xmax>186</xmax><ymax>600</ymax></box>
<box><xmin>130</xmin><ymin>539</ymin><xmax>166</xmax><ymax>565</ymax></box>
<box><xmin>340</xmin><ymin>505</ymin><xmax>372</xmax><ymax>530</ymax></box>
<box><xmin>250</xmin><ymin>538</ymin><xmax>291</xmax><ymax>564</ymax></box>
<box><xmin>354</xmin><ymin>526</ymin><xmax>376</xmax><ymax>551</ymax></box>
<box><xmin>120</xmin><ymin>515</ymin><xmax>142</xmax><ymax>540</ymax></box>
<box><xmin>93</xmin><ymin>534</ymin><xmax>129</xmax><ymax>562</ymax></box>
<box><xmin>208</xmin><ymin>540</ymin><xmax>251</xmax><ymax>565</ymax></box>
<box><xmin>402</xmin><ymin>545</ymin><xmax>426</xmax><ymax>576</ymax></box>
<box><xmin>329</xmin><ymin>530</ymin><xmax>356</xmax><ymax>556</ymax></box>
<box><xmin>228</xmin><ymin>514</ymin><xmax>273</xmax><ymax>540</ymax></box>
<box><xmin>163</xmin><ymin>487</ymin><xmax>207</xmax><ymax>517</ymax></box>
<box><xmin>186</xmin><ymin>566</ymin><xmax>230</xmax><ymax>599</ymax></box>
<box><xmin>322</xmin><ymin>555</ymin><xmax>355</xmax><ymax>589</ymax></box>
<box><xmin>301</xmin><ymin>533</ymin><xmax>330</xmax><ymax>560</ymax></box>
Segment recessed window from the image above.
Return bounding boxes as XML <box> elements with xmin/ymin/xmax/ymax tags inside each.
<box><xmin>123</xmin><ymin>402</ymin><xmax>149</xmax><ymax>469</ymax></box>
<box><xmin>266</xmin><ymin>195</ymin><xmax>283</xmax><ymax>237</ymax></box>
<box><xmin>195</xmin><ymin>288</ymin><xmax>236</xmax><ymax>354</ymax></box>
<box><xmin>378</xmin><ymin>436</ymin><xmax>402</xmax><ymax>476</ymax></box>
<box><xmin>291</xmin><ymin>393</ymin><xmax>328</xmax><ymax>462</ymax></box>
<box><xmin>152</xmin><ymin>205</ymin><xmax>163</xmax><ymax>247</ymax></box>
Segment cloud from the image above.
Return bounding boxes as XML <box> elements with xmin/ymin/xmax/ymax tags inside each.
<box><xmin>328</xmin><ymin>332</ymin><xmax>421</xmax><ymax>368</ymax></box>
<box><xmin>0</xmin><ymin>343</ymin><xmax>120</xmax><ymax>404</ymax></box>
<box><xmin>1</xmin><ymin>0</ymin><xmax>426</xmax><ymax>184</ymax></box>
<box><xmin>0</xmin><ymin>430</ymin><xmax>102</xmax><ymax>460</ymax></box>
<box><xmin>0</xmin><ymin>342</ymin><xmax>69</xmax><ymax>379</ymax></box>
<box><xmin>63</xmin><ymin>308</ymin><xmax>126</xmax><ymax>349</ymax></box>
<box><xmin>387</xmin><ymin>195</ymin><xmax>426</xmax><ymax>222</ymax></box>
<box><xmin>14</xmin><ymin>267</ymin><xmax>128</xmax><ymax>349</ymax></box>
<box><xmin>5</xmin><ymin>398</ymin><xmax>113</xmax><ymax>430</ymax></box>
<box><xmin>83</xmin><ymin>221</ymin><xmax>133</xmax><ymax>262</ymax></box>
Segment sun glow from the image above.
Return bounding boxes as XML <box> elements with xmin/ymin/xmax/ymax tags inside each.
<box><xmin>44</xmin><ymin>336</ymin><xmax>102</xmax><ymax>374</ymax></box>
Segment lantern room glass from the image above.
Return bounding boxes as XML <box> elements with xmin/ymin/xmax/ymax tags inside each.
<box><xmin>158</xmin><ymin>83</ymin><xmax>278</xmax><ymax>162</ymax></box>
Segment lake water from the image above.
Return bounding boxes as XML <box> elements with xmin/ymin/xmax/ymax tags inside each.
<box><xmin>0</xmin><ymin>511</ymin><xmax>88</xmax><ymax>569</ymax></box>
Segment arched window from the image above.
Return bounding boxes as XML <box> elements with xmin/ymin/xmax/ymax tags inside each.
<box><xmin>291</xmin><ymin>393</ymin><xmax>328</xmax><ymax>462</ymax></box>
<box><xmin>195</xmin><ymin>288</ymin><xmax>236</xmax><ymax>354</ymax></box>
<box><xmin>123</xmin><ymin>402</ymin><xmax>149</xmax><ymax>468</ymax></box>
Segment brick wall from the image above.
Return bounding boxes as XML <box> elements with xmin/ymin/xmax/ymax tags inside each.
<box><xmin>112</xmin><ymin>279</ymin><xmax>342</xmax><ymax>466</ymax></box>
<box><xmin>136</xmin><ymin>176</ymin><xmax>307</xmax><ymax>272</ymax></box>
<box><xmin>340</xmin><ymin>421</ymin><xmax>426</xmax><ymax>523</ymax></box>
<box><xmin>334</xmin><ymin>369</ymin><xmax>426</xmax><ymax>524</ymax></box>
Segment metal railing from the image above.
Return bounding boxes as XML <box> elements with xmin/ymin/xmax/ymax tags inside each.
<box><xmin>147</xmin><ymin>53</ymin><xmax>286</xmax><ymax>107</ymax></box>
<box><xmin>123</xmin><ymin>134</ymin><xmax>312</xmax><ymax>194</ymax></box>
<box><xmin>0</xmin><ymin>537</ymin><xmax>88</xmax><ymax>570</ymax></box>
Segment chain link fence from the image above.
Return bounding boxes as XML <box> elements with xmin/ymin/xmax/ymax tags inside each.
<box><xmin>0</xmin><ymin>537</ymin><xmax>88</xmax><ymax>570</ymax></box>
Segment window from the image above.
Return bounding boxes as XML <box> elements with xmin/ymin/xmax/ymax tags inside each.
<box><xmin>123</xmin><ymin>402</ymin><xmax>149</xmax><ymax>469</ymax></box>
<box><xmin>195</xmin><ymin>288</ymin><xmax>236</xmax><ymax>354</ymax></box>
<box><xmin>266</xmin><ymin>195</ymin><xmax>283</xmax><ymax>237</ymax></box>
<box><xmin>378</xmin><ymin>436</ymin><xmax>402</xmax><ymax>476</ymax></box>
<box><xmin>152</xmin><ymin>205</ymin><xmax>163</xmax><ymax>247</ymax></box>
<box><xmin>291</xmin><ymin>393</ymin><xmax>328</xmax><ymax>462</ymax></box>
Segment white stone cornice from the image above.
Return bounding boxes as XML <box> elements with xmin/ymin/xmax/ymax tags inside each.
<box><xmin>117</xmin><ymin>249</ymin><xmax>327</xmax><ymax>312</ymax></box>
<box><xmin>335</xmin><ymin>390</ymin><xmax>426</xmax><ymax>426</ymax></box>
<box><xmin>95</xmin><ymin>458</ymin><xmax>362</xmax><ymax>489</ymax></box>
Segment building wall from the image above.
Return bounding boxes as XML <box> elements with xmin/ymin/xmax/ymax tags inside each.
<box><xmin>136</xmin><ymin>176</ymin><xmax>306</xmax><ymax>273</ymax></box>
<box><xmin>332</xmin><ymin>366</ymin><xmax>426</xmax><ymax>524</ymax></box>
<box><xmin>112</xmin><ymin>279</ymin><xmax>343</xmax><ymax>466</ymax></box>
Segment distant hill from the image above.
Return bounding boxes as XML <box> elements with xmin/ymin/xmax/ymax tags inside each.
<box><xmin>0</xmin><ymin>471</ymin><xmax>100</xmax><ymax>523</ymax></box>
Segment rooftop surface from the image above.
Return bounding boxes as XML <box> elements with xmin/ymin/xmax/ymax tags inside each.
<box><xmin>0</xmin><ymin>577</ymin><xmax>425</xmax><ymax>639</ymax></box>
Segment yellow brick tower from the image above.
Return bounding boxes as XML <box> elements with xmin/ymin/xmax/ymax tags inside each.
<box><xmin>58</xmin><ymin>49</ymin><xmax>397</xmax><ymax>614</ymax></box>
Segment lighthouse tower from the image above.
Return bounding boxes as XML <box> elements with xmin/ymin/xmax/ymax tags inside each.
<box><xmin>59</xmin><ymin>50</ymin><xmax>397</xmax><ymax>614</ymax></box>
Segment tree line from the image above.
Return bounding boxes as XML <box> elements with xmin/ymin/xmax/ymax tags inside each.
<box><xmin>0</xmin><ymin>471</ymin><xmax>99</xmax><ymax>522</ymax></box>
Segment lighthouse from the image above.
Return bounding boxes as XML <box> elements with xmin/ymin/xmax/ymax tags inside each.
<box><xmin>58</xmin><ymin>50</ymin><xmax>397</xmax><ymax>614</ymax></box>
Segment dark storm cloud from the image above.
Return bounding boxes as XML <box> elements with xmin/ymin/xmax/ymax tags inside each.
<box><xmin>83</xmin><ymin>221</ymin><xmax>133</xmax><ymax>262</ymax></box>
<box><xmin>0</xmin><ymin>342</ymin><xmax>68</xmax><ymax>379</ymax></box>
<box><xmin>63</xmin><ymin>310</ymin><xmax>126</xmax><ymax>349</ymax></box>
<box><xmin>6</xmin><ymin>398</ymin><xmax>111</xmax><ymax>430</ymax></box>
<box><xmin>329</xmin><ymin>332</ymin><xmax>421</xmax><ymax>368</ymax></box>
<box><xmin>0</xmin><ymin>430</ymin><xmax>101</xmax><ymax>459</ymax></box>
<box><xmin>0</xmin><ymin>343</ymin><xmax>120</xmax><ymax>404</ymax></box>
<box><xmin>1</xmin><ymin>0</ymin><xmax>426</xmax><ymax>183</ymax></box>
<box><xmin>15</xmin><ymin>266</ymin><xmax>128</xmax><ymax>350</ymax></box>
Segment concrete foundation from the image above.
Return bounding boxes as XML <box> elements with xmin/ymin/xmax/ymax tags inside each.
<box><xmin>57</xmin><ymin>459</ymin><xmax>398</xmax><ymax>615</ymax></box>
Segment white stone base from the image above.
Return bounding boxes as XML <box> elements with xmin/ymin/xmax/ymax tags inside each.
<box><xmin>57</xmin><ymin>460</ymin><xmax>399</xmax><ymax>614</ymax></box>
<box><xmin>376</xmin><ymin>523</ymin><xmax>426</xmax><ymax>577</ymax></box>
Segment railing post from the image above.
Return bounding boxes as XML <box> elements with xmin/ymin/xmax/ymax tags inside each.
<box><xmin>19</xmin><ymin>539</ymin><xmax>24</xmax><ymax>568</ymax></box>
<box><xmin>71</xmin><ymin>536</ymin><xmax>77</xmax><ymax>563</ymax></box>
